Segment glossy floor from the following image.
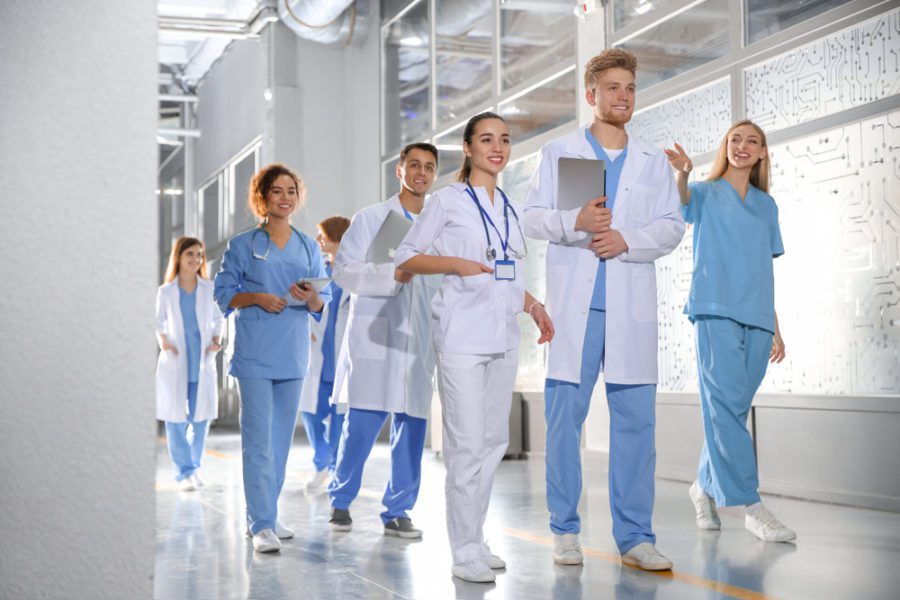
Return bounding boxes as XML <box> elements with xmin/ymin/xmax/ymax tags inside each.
<box><xmin>155</xmin><ymin>431</ymin><xmax>900</xmax><ymax>599</ymax></box>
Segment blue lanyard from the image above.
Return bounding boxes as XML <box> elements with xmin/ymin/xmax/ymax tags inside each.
<box><xmin>464</xmin><ymin>181</ymin><xmax>517</xmax><ymax>260</ymax></box>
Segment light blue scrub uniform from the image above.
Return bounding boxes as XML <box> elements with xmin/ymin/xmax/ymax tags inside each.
<box><xmin>300</xmin><ymin>263</ymin><xmax>346</xmax><ymax>473</ymax></box>
<box><xmin>544</xmin><ymin>130</ymin><xmax>659</xmax><ymax>555</ymax></box>
<box><xmin>683</xmin><ymin>179</ymin><xmax>784</xmax><ymax>507</ymax></box>
<box><xmin>165</xmin><ymin>285</ymin><xmax>209</xmax><ymax>482</ymax></box>
<box><xmin>214</xmin><ymin>226</ymin><xmax>330</xmax><ymax>535</ymax></box>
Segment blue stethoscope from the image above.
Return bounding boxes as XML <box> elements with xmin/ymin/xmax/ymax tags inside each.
<box><xmin>463</xmin><ymin>181</ymin><xmax>527</xmax><ymax>262</ymax></box>
<box><xmin>250</xmin><ymin>222</ymin><xmax>312</xmax><ymax>267</ymax></box>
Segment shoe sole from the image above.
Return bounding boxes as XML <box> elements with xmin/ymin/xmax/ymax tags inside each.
<box><xmin>621</xmin><ymin>557</ymin><xmax>673</xmax><ymax>571</ymax></box>
<box><xmin>276</xmin><ymin>532</ymin><xmax>294</xmax><ymax>540</ymax></box>
<box><xmin>689</xmin><ymin>488</ymin><xmax>721</xmax><ymax>530</ymax></box>
<box><xmin>384</xmin><ymin>529</ymin><xmax>422</xmax><ymax>539</ymax></box>
<box><xmin>253</xmin><ymin>544</ymin><xmax>281</xmax><ymax>553</ymax></box>
<box><xmin>747</xmin><ymin>530</ymin><xmax>796</xmax><ymax>543</ymax></box>
<box><xmin>553</xmin><ymin>554</ymin><xmax>584</xmax><ymax>565</ymax></box>
<box><xmin>451</xmin><ymin>569</ymin><xmax>495</xmax><ymax>583</ymax></box>
<box><xmin>485</xmin><ymin>561</ymin><xmax>506</xmax><ymax>570</ymax></box>
<box><xmin>330</xmin><ymin>523</ymin><xmax>352</xmax><ymax>532</ymax></box>
<box><xmin>696</xmin><ymin>521</ymin><xmax>721</xmax><ymax>530</ymax></box>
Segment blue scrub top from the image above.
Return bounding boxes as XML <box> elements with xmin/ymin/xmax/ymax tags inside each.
<box><xmin>585</xmin><ymin>129</ymin><xmax>628</xmax><ymax>311</ymax></box>
<box><xmin>320</xmin><ymin>263</ymin><xmax>342</xmax><ymax>384</ymax></box>
<box><xmin>682</xmin><ymin>179</ymin><xmax>784</xmax><ymax>333</ymax></box>
<box><xmin>214</xmin><ymin>227</ymin><xmax>331</xmax><ymax>380</ymax></box>
<box><xmin>178</xmin><ymin>285</ymin><xmax>202</xmax><ymax>383</ymax></box>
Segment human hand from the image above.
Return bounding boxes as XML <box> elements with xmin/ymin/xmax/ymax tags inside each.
<box><xmin>664</xmin><ymin>142</ymin><xmax>693</xmax><ymax>174</ymax></box>
<box><xmin>590</xmin><ymin>229</ymin><xmax>628</xmax><ymax>259</ymax></box>
<box><xmin>205</xmin><ymin>341</ymin><xmax>222</xmax><ymax>354</ymax></box>
<box><xmin>770</xmin><ymin>331</ymin><xmax>786</xmax><ymax>363</ymax></box>
<box><xmin>161</xmin><ymin>340</ymin><xmax>179</xmax><ymax>355</ymax></box>
<box><xmin>255</xmin><ymin>293</ymin><xmax>288</xmax><ymax>313</ymax></box>
<box><xmin>530</xmin><ymin>303</ymin><xmax>554</xmax><ymax>344</ymax></box>
<box><xmin>455</xmin><ymin>259</ymin><xmax>494</xmax><ymax>277</ymax></box>
<box><xmin>395</xmin><ymin>269</ymin><xmax>415</xmax><ymax>283</ymax></box>
<box><xmin>290</xmin><ymin>283</ymin><xmax>324</xmax><ymax>313</ymax></box>
<box><xmin>575</xmin><ymin>196</ymin><xmax>609</xmax><ymax>233</ymax></box>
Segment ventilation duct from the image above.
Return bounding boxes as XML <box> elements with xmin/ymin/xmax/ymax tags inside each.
<box><xmin>278</xmin><ymin>0</ymin><xmax>369</xmax><ymax>46</ymax></box>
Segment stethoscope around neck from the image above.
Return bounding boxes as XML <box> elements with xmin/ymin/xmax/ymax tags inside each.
<box><xmin>463</xmin><ymin>180</ymin><xmax>527</xmax><ymax>262</ymax></box>
<box><xmin>250</xmin><ymin>221</ymin><xmax>312</xmax><ymax>267</ymax></box>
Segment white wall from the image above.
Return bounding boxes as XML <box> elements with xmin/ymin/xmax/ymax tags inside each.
<box><xmin>0</xmin><ymin>1</ymin><xmax>158</xmax><ymax>598</ymax></box>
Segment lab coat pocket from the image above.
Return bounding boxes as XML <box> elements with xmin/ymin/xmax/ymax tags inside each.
<box><xmin>353</xmin><ymin>315</ymin><xmax>389</xmax><ymax>360</ymax></box>
<box><xmin>456</xmin><ymin>273</ymin><xmax>492</xmax><ymax>311</ymax></box>
<box><xmin>628</xmin><ymin>184</ymin><xmax>657</xmax><ymax>226</ymax></box>
<box><xmin>631</xmin><ymin>265</ymin><xmax>657</xmax><ymax>323</ymax></box>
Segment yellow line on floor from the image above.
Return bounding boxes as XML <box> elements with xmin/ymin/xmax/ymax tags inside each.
<box><xmin>502</xmin><ymin>527</ymin><xmax>779</xmax><ymax>600</ymax></box>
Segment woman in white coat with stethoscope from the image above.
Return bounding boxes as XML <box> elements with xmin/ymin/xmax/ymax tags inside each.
<box><xmin>156</xmin><ymin>236</ymin><xmax>225</xmax><ymax>492</ymax></box>
<box><xmin>395</xmin><ymin>112</ymin><xmax>555</xmax><ymax>584</ymax></box>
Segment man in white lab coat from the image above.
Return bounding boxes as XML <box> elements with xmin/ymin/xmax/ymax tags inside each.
<box><xmin>326</xmin><ymin>143</ymin><xmax>440</xmax><ymax>539</ymax></box>
<box><xmin>522</xmin><ymin>49</ymin><xmax>685</xmax><ymax>570</ymax></box>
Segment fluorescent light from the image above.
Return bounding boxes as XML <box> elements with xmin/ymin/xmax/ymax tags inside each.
<box><xmin>634</xmin><ymin>1</ymin><xmax>653</xmax><ymax>16</ymax></box>
<box><xmin>399</xmin><ymin>36</ymin><xmax>422</xmax><ymax>46</ymax></box>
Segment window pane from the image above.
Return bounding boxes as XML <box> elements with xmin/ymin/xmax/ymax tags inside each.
<box><xmin>382</xmin><ymin>1</ymin><xmax>430</xmax><ymax>154</ymax></box>
<box><xmin>435</xmin><ymin>0</ymin><xmax>493</xmax><ymax>125</ymax></box>
<box><xmin>499</xmin><ymin>69</ymin><xmax>576</xmax><ymax>144</ymax></box>
<box><xmin>434</xmin><ymin>122</ymin><xmax>466</xmax><ymax>179</ymax></box>
<box><xmin>613</xmin><ymin>0</ymin><xmax>680</xmax><ymax>31</ymax></box>
<box><xmin>232</xmin><ymin>150</ymin><xmax>257</xmax><ymax>234</ymax></box>
<box><xmin>383</xmin><ymin>158</ymin><xmax>399</xmax><ymax>198</ymax></box>
<box><xmin>201</xmin><ymin>179</ymin><xmax>220</xmax><ymax>248</ymax></box>
<box><xmin>746</xmin><ymin>0</ymin><xmax>852</xmax><ymax>45</ymax></box>
<box><xmin>615</xmin><ymin>0</ymin><xmax>729</xmax><ymax>90</ymax></box>
<box><xmin>501</xmin><ymin>0</ymin><xmax>575</xmax><ymax>90</ymax></box>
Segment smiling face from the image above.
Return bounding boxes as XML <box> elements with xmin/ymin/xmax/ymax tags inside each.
<box><xmin>587</xmin><ymin>67</ymin><xmax>635</xmax><ymax>126</ymax></box>
<box><xmin>726</xmin><ymin>124</ymin><xmax>767</xmax><ymax>170</ymax></box>
<box><xmin>397</xmin><ymin>148</ymin><xmax>437</xmax><ymax>197</ymax></box>
<box><xmin>464</xmin><ymin>117</ymin><xmax>511</xmax><ymax>179</ymax></box>
<box><xmin>264</xmin><ymin>174</ymin><xmax>300</xmax><ymax>220</ymax></box>
<box><xmin>178</xmin><ymin>243</ymin><xmax>204</xmax><ymax>276</ymax></box>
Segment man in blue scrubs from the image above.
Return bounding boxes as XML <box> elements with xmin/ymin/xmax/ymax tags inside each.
<box><xmin>522</xmin><ymin>49</ymin><xmax>684</xmax><ymax>570</ymax></box>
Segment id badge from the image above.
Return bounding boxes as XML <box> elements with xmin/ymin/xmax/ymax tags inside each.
<box><xmin>494</xmin><ymin>259</ymin><xmax>516</xmax><ymax>280</ymax></box>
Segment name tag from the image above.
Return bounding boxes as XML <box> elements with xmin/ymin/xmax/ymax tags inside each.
<box><xmin>495</xmin><ymin>260</ymin><xmax>516</xmax><ymax>280</ymax></box>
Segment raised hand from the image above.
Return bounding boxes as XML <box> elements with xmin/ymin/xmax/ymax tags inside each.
<box><xmin>664</xmin><ymin>142</ymin><xmax>693</xmax><ymax>174</ymax></box>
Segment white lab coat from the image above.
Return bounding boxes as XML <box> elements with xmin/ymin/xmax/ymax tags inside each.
<box><xmin>522</xmin><ymin>126</ymin><xmax>684</xmax><ymax>385</ymax></box>
<box><xmin>299</xmin><ymin>283</ymin><xmax>351</xmax><ymax>414</ymax></box>
<box><xmin>394</xmin><ymin>183</ymin><xmax>528</xmax><ymax>355</ymax></box>
<box><xmin>155</xmin><ymin>277</ymin><xmax>225</xmax><ymax>423</ymax></box>
<box><xmin>331</xmin><ymin>195</ymin><xmax>440</xmax><ymax>420</ymax></box>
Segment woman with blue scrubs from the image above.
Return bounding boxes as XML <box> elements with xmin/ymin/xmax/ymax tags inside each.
<box><xmin>214</xmin><ymin>163</ymin><xmax>330</xmax><ymax>553</ymax></box>
<box><xmin>299</xmin><ymin>215</ymin><xmax>351</xmax><ymax>492</ymax></box>
<box><xmin>666</xmin><ymin>121</ymin><xmax>794</xmax><ymax>543</ymax></box>
<box><xmin>156</xmin><ymin>237</ymin><xmax>224</xmax><ymax>492</ymax></box>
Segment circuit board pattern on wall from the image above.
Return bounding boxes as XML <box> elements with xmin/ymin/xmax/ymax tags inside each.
<box><xmin>745</xmin><ymin>9</ymin><xmax>900</xmax><ymax>134</ymax></box>
<box><xmin>657</xmin><ymin>111</ymin><xmax>900</xmax><ymax>395</ymax></box>
<box><xmin>629</xmin><ymin>78</ymin><xmax>732</xmax><ymax>157</ymax></box>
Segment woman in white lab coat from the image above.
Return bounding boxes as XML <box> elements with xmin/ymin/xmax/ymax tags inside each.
<box><xmin>300</xmin><ymin>216</ymin><xmax>352</xmax><ymax>492</ymax></box>
<box><xmin>155</xmin><ymin>236</ymin><xmax>225</xmax><ymax>491</ymax></box>
<box><xmin>395</xmin><ymin>112</ymin><xmax>554</xmax><ymax>584</ymax></box>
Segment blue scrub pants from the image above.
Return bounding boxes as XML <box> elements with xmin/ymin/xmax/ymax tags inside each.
<box><xmin>545</xmin><ymin>309</ymin><xmax>657</xmax><ymax>554</ymax></box>
<box><xmin>328</xmin><ymin>408</ymin><xmax>427</xmax><ymax>524</ymax></box>
<box><xmin>165</xmin><ymin>382</ymin><xmax>209</xmax><ymax>482</ymax></box>
<box><xmin>237</xmin><ymin>377</ymin><xmax>303</xmax><ymax>535</ymax></box>
<box><xmin>694</xmin><ymin>316</ymin><xmax>772</xmax><ymax>507</ymax></box>
<box><xmin>300</xmin><ymin>380</ymin><xmax>345</xmax><ymax>472</ymax></box>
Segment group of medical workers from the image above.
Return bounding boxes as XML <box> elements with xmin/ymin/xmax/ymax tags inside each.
<box><xmin>154</xmin><ymin>47</ymin><xmax>794</xmax><ymax>582</ymax></box>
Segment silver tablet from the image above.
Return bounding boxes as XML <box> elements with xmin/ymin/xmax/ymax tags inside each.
<box><xmin>557</xmin><ymin>157</ymin><xmax>606</xmax><ymax>211</ymax></box>
<box><xmin>366</xmin><ymin>209</ymin><xmax>413</xmax><ymax>263</ymax></box>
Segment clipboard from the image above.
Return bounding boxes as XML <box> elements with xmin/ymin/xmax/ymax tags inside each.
<box><xmin>282</xmin><ymin>277</ymin><xmax>332</xmax><ymax>306</ymax></box>
<box><xmin>557</xmin><ymin>157</ymin><xmax>606</xmax><ymax>210</ymax></box>
<box><xmin>366</xmin><ymin>209</ymin><xmax>413</xmax><ymax>263</ymax></box>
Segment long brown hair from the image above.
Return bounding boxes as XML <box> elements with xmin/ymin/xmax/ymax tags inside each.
<box><xmin>707</xmin><ymin>120</ymin><xmax>771</xmax><ymax>193</ymax></box>
<box><xmin>164</xmin><ymin>237</ymin><xmax>208</xmax><ymax>283</ymax></box>
<box><xmin>457</xmin><ymin>112</ymin><xmax>508</xmax><ymax>183</ymax></box>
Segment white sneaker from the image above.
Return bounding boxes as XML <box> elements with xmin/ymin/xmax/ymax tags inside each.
<box><xmin>252</xmin><ymin>529</ymin><xmax>281</xmax><ymax>553</ymax></box>
<box><xmin>451</xmin><ymin>560</ymin><xmax>496</xmax><ymax>583</ymax></box>
<box><xmin>621</xmin><ymin>543</ymin><xmax>673</xmax><ymax>571</ymax></box>
<box><xmin>480</xmin><ymin>545</ymin><xmax>506</xmax><ymax>569</ymax></box>
<box><xmin>745</xmin><ymin>506</ymin><xmax>796</xmax><ymax>542</ymax></box>
<box><xmin>177</xmin><ymin>478</ymin><xmax>196</xmax><ymax>492</ymax></box>
<box><xmin>190</xmin><ymin>473</ymin><xmax>205</xmax><ymax>489</ymax></box>
<box><xmin>304</xmin><ymin>469</ymin><xmax>329</xmax><ymax>492</ymax></box>
<box><xmin>275</xmin><ymin>521</ymin><xmax>294</xmax><ymax>539</ymax></box>
<box><xmin>553</xmin><ymin>533</ymin><xmax>583</xmax><ymax>565</ymax></box>
<box><xmin>689</xmin><ymin>481</ymin><xmax>721</xmax><ymax>530</ymax></box>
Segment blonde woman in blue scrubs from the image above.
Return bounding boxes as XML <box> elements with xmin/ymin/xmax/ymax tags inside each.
<box><xmin>667</xmin><ymin>120</ymin><xmax>793</xmax><ymax>543</ymax></box>
<box><xmin>214</xmin><ymin>163</ymin><xmax>330</xmax><ymax>553</ymax></box>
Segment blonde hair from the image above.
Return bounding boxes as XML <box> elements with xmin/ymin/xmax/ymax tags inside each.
<box><xmin>164</xmin><ymin>237</ymin><xmax>208</xmax><ymax>283</ymax></box>
<box><xmin>248</xmin><ymin>163</ymin><xmax>307</xmax><ymax>220</ymax></box>
<box><xmin>707</xmin><ymin>120</ymin><xmax>771</xmax><ymax>193</ymax></box>
<box><xmin>584</xmin><ymin>48</ymin><xmax>638</xmax><ymax>90</ymax></box>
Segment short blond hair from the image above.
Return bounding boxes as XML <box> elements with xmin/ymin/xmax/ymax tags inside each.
<box><xmin>584</xmin><ymin>49</ymin><xmax>638</xmax><ymax>90</ymax></box>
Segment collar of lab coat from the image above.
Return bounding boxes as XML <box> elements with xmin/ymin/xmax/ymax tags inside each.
<box><xmin>563</xmin><ymin>125</ymin><xmax>654</xmax><ymax>194</ymax></box>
